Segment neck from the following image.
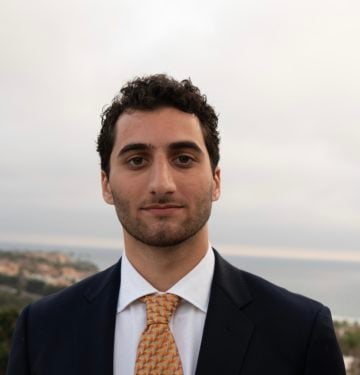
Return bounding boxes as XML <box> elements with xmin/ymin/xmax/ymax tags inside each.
<box><xmin>123</xmin><ymin>227</ymin><xmax>209</xmax><ymax>291</ymax></box>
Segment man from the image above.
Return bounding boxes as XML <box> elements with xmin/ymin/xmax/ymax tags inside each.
<box><xmin>7</xmin><ymin>74</ymin><xmax>345</xmax><ymax>374</ymax></box>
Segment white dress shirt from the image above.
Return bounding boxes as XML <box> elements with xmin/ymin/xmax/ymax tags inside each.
<box><xmin>113</xmin><ymin>245</ymin><xmax>215</xmax><ymax>375</ymax></box>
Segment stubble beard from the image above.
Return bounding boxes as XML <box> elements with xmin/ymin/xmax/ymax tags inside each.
<box><xmin>112</xmin><ymin>190</ymin><xmax>213</xmax><ymax>248</ymax></box>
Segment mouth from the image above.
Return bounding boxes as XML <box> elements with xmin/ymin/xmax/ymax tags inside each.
<box><xmin>140</xmin><ymin>204</ymin><xmax>184</xmax><ymax>216</ymax></box>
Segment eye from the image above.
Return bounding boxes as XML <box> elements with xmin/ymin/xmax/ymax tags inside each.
<box><xmin>174</xmin><ymin>155</ymin><xmax>195</xmax><ymax>167</ymax></box>
<box><xmin>127</xmin><ymin>156</ymin><xmax>147</xmax><ymax>168</ymax></box>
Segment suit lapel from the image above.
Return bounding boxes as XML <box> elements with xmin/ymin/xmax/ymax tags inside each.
<box><xmin>70</xmin><ymin>251</ymin><xmax>253</xmax><ymax>374</ymax></box>
<box><xmin>73</xmin><ymin>259</ymin><xmax>121</xmax><ymax>375</ymax></box>
<box><xmin>195</xmin><ymin>250</ymin><xmax>254</xmax><ymax>375</ymax></box>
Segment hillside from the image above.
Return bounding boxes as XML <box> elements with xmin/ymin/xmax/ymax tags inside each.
<box><xmin>0</xmin><ymin>249</ymin><xmax>98</xmax><ymax>299</ymax></box>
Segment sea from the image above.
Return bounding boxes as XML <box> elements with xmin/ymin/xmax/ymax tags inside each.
<box><xmin>1</xmin><ymin>243</ymin><xmax>359</xmax><ymax>320</ymax></box>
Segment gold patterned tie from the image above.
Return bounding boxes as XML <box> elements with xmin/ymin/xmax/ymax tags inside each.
<box><xmin>135</xmin><ymin>293</ymin><xmax>183</xmax><ymax>375</ymax></box>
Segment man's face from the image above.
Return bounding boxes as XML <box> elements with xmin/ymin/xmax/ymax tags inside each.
<box><xmin>101</xmin><ymin>107</ymin><xmax>220</xmax><ymax>248</ymax></box>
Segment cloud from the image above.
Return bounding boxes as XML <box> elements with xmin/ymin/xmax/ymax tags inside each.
<box><xmin>1</xmin><ymin>0</ymin><xmax>359</xmax><ymax>252</ymax></box>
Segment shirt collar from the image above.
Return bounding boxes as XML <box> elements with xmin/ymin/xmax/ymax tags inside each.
<box><xmin>117</xmin><ymin>244</ymin><xmax>215</xmax><ymax>313</ymax></box>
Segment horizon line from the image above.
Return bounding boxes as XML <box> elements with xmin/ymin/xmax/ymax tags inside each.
<box><xmin>1</xmin><ymin>233</ymin><xmax>360</xmax><ymax>263</ymax></box>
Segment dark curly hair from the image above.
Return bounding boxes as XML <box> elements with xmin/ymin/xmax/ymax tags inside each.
<box><xmin>97</xmin><ymin>74</ymin><xmax>220</xmax><ymax>176</ymax></box>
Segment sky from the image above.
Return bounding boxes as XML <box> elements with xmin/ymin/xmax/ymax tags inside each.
<box><xmin>1</xmin><ymin>0</ymin><xmax>360</xmax><ymax>256</ymax></box>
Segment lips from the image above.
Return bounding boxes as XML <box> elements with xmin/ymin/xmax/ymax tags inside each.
<box><xmin>142</xmin><ymin>204</ymin><xmax>183</xmax><ymax>209</ymax></box>
<box><xmin>140</xmin><ymin>204</ymin><xmax>184</xmax><ymax>215</ymax></box>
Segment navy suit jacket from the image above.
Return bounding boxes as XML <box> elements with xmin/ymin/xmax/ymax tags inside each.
<box><xmin>7</xmin><ymin>250</ymin><xmax>345</xmax><ymax>374</ymax></box>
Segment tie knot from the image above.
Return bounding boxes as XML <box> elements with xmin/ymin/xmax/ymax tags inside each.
<box><xmin>141</xmin><ymin>293</ymin><xmax>181</xmax><ymax>325</ymax></box>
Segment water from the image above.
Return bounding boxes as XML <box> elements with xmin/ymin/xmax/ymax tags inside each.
<box><xmin>226</xmin><ymin>255</ymin><xmax>360</xmax><ymax>320</ymax></box>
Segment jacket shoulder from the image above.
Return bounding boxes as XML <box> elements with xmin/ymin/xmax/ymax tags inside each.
<box><xmin>212</xmin><ymin>251</ymin><xmax>345</xmax><ymax>374</ymax></box>
<box><xmin>213</xmin><ymin>250</ymin><xmax>325</xmax><ymax>321</ymax></box>
<box><xmin>27</xmin><ymin>260</ymin><xmax>120</xmax><ymax>318</ymax></box>
<box><xmin>244</xmin><ymin>267</ymin><xmax>321</xmax><ymax>307</ymax></box>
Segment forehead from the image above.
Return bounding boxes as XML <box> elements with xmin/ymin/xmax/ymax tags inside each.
<box><xmin>113</xmin><ymin>107</ymin><xmax>206</xmax><ymax>151</ymax></box>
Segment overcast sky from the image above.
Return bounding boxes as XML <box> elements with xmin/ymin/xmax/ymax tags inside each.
<box><xmin>1</xmin><ymin>0</ymin><xmax>360</xmax><ymax>256</ymax></box>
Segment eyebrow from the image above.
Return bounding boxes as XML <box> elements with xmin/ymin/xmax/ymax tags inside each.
<box><xmin>117</xmin><ymin>141</ymin><xmax>203</xmax><ymax>158</ymax></box>
<box><xmin>117</xmin><ymin>143</ymin><xmax>152</xmax><ymax>157</ymax></box>
<box><xmin>168</xmin><ymin>141</ymin><xmax>203</xmax><ymax>154</ymax></box>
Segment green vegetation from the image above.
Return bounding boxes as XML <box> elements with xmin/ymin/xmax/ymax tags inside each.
<box><xmin>0</xmin><ymin>307</ymin><xmax>19</xmax><ymax>375</ymax></box>
<box><xmin>0</xmin><ymin>289</ymin><xmax>39</xmax><ymax>374</ymax></box>
<box><xmin>335</xmin><ymin>321</ymin><xmax>360</xmax><ymax>374</ymax></box>
<box><xmin>0</xmin><ymin>275</ymin><xmax>17</xmax><ymax>289</ymax></box>
<box><xmin>0</xmin><ymin>275</ymin><xmax>64</xmax><ymax>297</ymax></box>
<box><xmin>335</xmin><ymin>321</ymin><xmax>360</xmax><ymax>355</ymax></box>
<box><xmin>0</xmin><ymin>251</ymin><xmax>23</xmax><ymax>261</ymax></box>
<box><xmin>0</xmin><ymin>290</ymin><xmax>35</xmax><ymax>310</ymax></box>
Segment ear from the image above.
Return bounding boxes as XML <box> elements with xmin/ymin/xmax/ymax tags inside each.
<box><xmin>101</xmin><ymin>171</ymin><xmax>114</xmax><ymax>205</ymax></box>
<box><xmin>212</xmin><ymin>167</ymin><xmax>221</xmax><ymax>201</ymax></box>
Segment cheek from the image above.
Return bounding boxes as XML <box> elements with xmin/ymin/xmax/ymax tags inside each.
<box><xmin>113</xmin><ymin>184</ymin><xmax>144</xmax><ymax>208</ymax></box>
<box><xmin>179</xmin><ymin>176</ymin><xmax>213</xmax><ymax>197</ymax></box>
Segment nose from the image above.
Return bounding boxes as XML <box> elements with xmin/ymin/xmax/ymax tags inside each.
<box><xmin>148</xmin><ymin>156</ymin><xmax>176</xmax><ymax>196</ymax></box>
